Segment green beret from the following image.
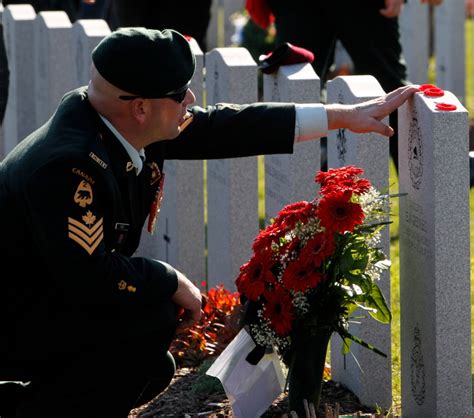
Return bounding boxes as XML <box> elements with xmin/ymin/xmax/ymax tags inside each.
<box><xmin>92</xmin><ymin>27</ymin><xmax>195</xmax><ymax>97</ymax></box>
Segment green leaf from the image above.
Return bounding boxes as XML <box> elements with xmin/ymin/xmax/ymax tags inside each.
<box><xmin>339</xmin><ymin>249</ymin><xmax>355</xmax><ymax>273</ymax></box>
<box><xmin>341</xmin><ymin>336</ymin><xmax>353</xmax><ymax>355</ymax></box>
<box><xmin>352</xmin><ymin>253</ymin><xmax>369</xmax><ymax>270</ymax></box>
<box><xmin>337</xmin><ymin>328</ymin><xmax>387</xmax><ymax>358</ymax></box>
<box><xmin>366</xmin><ymin>284</ymin><xmax>392</xmax><ymax>323</ymax></box>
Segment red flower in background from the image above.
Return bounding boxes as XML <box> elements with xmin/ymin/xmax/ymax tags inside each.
<box><xmin>317</xmin><ymin>191</ymin><xmax>365</xmax><ymax>233</ymax></box>
<box><xmin>170</xmin><ymin>284</ymin><xmax>241</xmax><ymax>368</ymax></box>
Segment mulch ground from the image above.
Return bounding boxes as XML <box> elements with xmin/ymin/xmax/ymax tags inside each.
<box><xmin>128</xmin><ymin>365</ymin><xmax>378</xmax><ymax>418</ymax></box>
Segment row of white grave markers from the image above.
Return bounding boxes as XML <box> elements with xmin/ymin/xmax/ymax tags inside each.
<box><xmin>1</xmin><ymin>4</ymin><xmax>110</xmax><ymax>158</ymax></box>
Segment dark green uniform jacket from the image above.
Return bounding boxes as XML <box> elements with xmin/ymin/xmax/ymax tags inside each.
<box><xmin>0</xmin><ymin>87</ymin><xmax>295</xmax><ymax>377</ymax></box>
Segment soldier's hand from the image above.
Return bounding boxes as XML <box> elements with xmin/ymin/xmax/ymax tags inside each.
<box><xmin>325</xmin><ymin>84</ymin><xmax>419</xmax><ymax>137</ymax></box>
<box><xmin>172</xmin><ymin>269</ymin><xmax>202</xmax><ymax>328</ymax></box>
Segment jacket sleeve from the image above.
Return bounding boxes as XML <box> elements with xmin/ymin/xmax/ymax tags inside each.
<box><xmin>23</xmin><ymin>156</ymin><xmax>178</xmax><ymax>309</ymax></box>
<box><xmin>161</xmin><ymin>102</ymin><xmax>296</xmax><ymax>160</ymax></box>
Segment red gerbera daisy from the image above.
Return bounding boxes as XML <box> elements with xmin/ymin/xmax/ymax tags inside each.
<box><xmin>236</xmin><ymin>252</ymin><xmax>276</xmax><ymax>301</ymax></box>
<box><xmin>299</xmin><ymin>232</ymin><xmax>335</xmax><ymax>268</ymax></box>
<box><xmin>320</xmin><ymin>177</ymin><xmax>371</xmax><ymax>196</ymax></box>
<box><xmin>252</xmin><ymin>222</ymin><xmax>286</xmax><ymax>253</ymax></box>
<box><xmin>315</xmin><ymin>166</ymin><xmax>364</xmax><ymax>186</ymax></box>
<box><xmin>274</xmin><ymin>201</ymin><xmax>315</xmax><ymax>229</ymax></box>
<box><xmin>263</xmin><ymin>286</ymin><xmax>293</xmax><ymax>336</ymax></box>
<box><xmin>316</xmin><ymin>191</ymin><xmax>365</xmax><ymax>234</ymax></box>
<box><xmin>282</xmin><ymin>259</ymin><xmax>324</xmax><ymax>292</ymax></box>
<box><xmin>316</xmin><ymin>166</ymin><xmax>372</xmax><ymax>196</ymax></box>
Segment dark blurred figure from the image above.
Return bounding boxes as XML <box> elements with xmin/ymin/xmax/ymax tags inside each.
<box><xmin>113</xmin><ymin>0</ymin><xmax>213</xmax><ymax>51</ymax></box>
<box><xmin>247</xmin><ymin>0</ymin><xmax>443</xmax><ymax>173</ymax></box>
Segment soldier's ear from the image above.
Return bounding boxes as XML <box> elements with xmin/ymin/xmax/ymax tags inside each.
<box><xmin>129</xmin><ymin>98</ymin><xmax>149</xmax><ymax>124</ymax></box>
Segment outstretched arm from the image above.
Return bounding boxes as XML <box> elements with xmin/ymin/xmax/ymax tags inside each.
<box><xmin>324</xmin><ymin>85</ymin><xmax>419</xmax><ymax>137</ymax></box>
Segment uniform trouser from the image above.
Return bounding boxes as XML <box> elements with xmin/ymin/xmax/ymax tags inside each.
<box><xmin>1</xmin><ymin>300</ymin><xmax>179</xmax><ymax>418</ymax></box>
<box><xmin>267</xmin><ymin>0</ymin><xmax>409</xmax><ymax>171</ymax></box>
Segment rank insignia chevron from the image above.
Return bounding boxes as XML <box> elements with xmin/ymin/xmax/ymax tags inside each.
<box><xmin>68</xmin><ymin>216</ymin><xmax>104</xmax><ymax>255</ymax></box>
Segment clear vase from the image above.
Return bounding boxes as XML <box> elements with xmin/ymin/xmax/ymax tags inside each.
<box><xmin>287</xmin><ymin>329</ymin><xmax>332</xmax><ymax>416</ymax></box>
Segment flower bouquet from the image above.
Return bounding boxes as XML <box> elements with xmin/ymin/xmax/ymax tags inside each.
<box><xmin>235</xmin><ymin>165</ymin><xmax>393</xmax><ymax>415</ymax></box>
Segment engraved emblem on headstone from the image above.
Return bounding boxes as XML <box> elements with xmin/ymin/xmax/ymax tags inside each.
<box><xmin>408</xmin><ymin>110</ymin><xmax>423</xmax><ymax>189</ymax></box>
<box><xmin>337</xmin><ymin>128</ymin><xmax>347</xmax><ymax>165</ymax></box>
<box><xmin>336</xmin><ymin>93</ymin><xmax>347</xmax><ymax>165</ymax></box>
<box><xmin>410</xmin><ymin>325</ymin><xmax>426</xmax><ymax>406</ymax></box>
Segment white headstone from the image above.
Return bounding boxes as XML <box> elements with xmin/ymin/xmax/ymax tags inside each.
<box><xmin>137</xmin><ymin>39</ymin><xmax>206</xmax><ymax>285</ymax></box>
<box><xmin>72</xmin><ymin>19</ymin><xmax>110</xmax><ymax>87</ymax></box>
<box><xmin>34</xmin><ymin>11</ymin><xmax>75</xmax><ymax>128</ymax></box>
<box><xmin>398</xmin><ymin>90</ymin><xmax>471</xmax><ymax>417</ymax></box>
<box><xmin>2</xmin><ymin>4</ymin><xmax>36</xmax><ymax>154</ymax></box>
<box><xmin>205</xmin><ymin>47</ymin><xmax>259</xmax><ymax>290</ymax></box>
<box><xmin>399</xmin><ymin>0</ymin><xmax>429</xmax><ymax>84</ymax></box>
<box><xmin>263</xmin><ymin>63</ymin><xmax>321</xmax><ymax>224</ymax></box>
<box><xmin>326</xmin><ymin>75</ymin><xmax>392</xmax><ymax>409</ymax></box>
<box><xmin>434</xmin><ymin>1</ymin><xmax>466</xmax><ymax>103</ymax></box>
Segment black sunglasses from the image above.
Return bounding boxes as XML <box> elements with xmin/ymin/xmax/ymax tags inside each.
<box><xmin>119</xmin><ymin>88</ymin><xmax>188</xmax><ymax>104</ymax></box>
